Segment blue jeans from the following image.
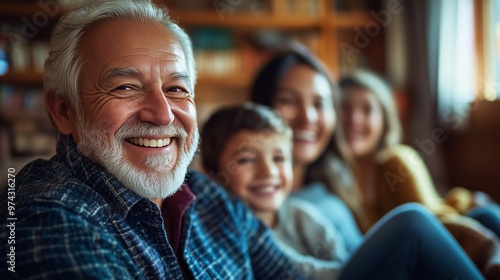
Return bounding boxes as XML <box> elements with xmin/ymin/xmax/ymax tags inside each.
<box><xmin>467</xmin><ymin>204</ymin><xmax>500</xmax><ymax>238</ymax></box>
<box><xmin>338</xmin><ymin>203</ymin><xmax>483</xmax><ymax>280</ymax></box>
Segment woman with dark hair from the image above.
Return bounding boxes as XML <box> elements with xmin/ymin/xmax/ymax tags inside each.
<box><xmin>250</xmin><ymin>49</ymin><xmax>363</xmax><ymax>253</ymax></box>
<box><xmin>250</xmin><ymin>49</ymin><xmax>500</xmax><ymax>278</ymax></box>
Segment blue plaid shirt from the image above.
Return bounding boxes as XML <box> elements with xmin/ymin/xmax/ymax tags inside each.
<box><xmin>0</xmin><ymin>136</ymin><xmax>306</xmax><ymax>280</ymax></box>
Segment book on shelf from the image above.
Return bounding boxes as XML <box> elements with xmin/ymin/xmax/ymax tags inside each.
<box><xmin>195</xmin><ymin>49</ymin><xmax>242</xmax><ymax>77</ymax></box>
<box><xmin>271</xmin><ymin>0</ymin><xmax>320</xmax><ymax>16</ymax></box>
<box><xmin>191</xmin><ymin>27</ymin><xmax>242</xmax><ymax>78</ymax></box>
<box><xmin>1</xmin><ymin>121</ymin><xmax>55</xmax><ymax>158</ymax></box>
<box><xmin>0</xmin><ymin>85</ymin><xmax>44</xmax><ymax>116</ymax></box>
<box><xmin>189</xmin><ymin>26</ymin><xmax>321</xmax><ymax>82</ymax></box>
<box><xmin>0</xmin><ymin>90</ymin><xmax>56</xmax><ymax>156</ymax></box>
<box><xmin>0</xmin><ymin>22</ymin><xmax>50</xmax><ymax>75</ymax></box>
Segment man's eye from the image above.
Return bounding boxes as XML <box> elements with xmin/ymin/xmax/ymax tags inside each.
<box><xmin>115</xmin><ymin>85</ymin><xmax>137</xmax><ymax>91</ymax></box>
<box><xmin>164</xmin><ymin>86</ymin><xmax>190</xmax><ymax>100</ymax></box>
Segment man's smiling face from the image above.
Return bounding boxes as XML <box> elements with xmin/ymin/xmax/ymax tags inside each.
<box><xmin>68</xmin><ymin>18</ymin><xmax>198</xmax><ymax>198</ymax></box>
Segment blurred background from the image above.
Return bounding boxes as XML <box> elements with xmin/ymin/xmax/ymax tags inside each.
<box><xmin>0</xmin><ymin>0</ymin><xmax>499</xmax><ymax>200</ymax></box>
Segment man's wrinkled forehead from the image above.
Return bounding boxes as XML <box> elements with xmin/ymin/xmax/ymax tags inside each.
<box><xmin>100</xmin><ymin>48</ymin><xmax>186</xmax><ymax>73</ymax></box>
<box><xmin>78</xmin><ymin>18</ymin><xmax>186</xmax><ymax>71</ymax></box>
<box><xmin>115</xmin><ymin>47</ymin><xmax>184</xmax><ymax>60</ymax></box>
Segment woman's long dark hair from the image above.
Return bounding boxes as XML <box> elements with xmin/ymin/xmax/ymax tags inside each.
<box><xmin>250</xmin><ymin>48</ymin><xmax>359</xmax><ymax>209</ymax></box>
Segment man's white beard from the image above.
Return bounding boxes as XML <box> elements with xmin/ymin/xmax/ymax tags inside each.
<box><xmin>76</xmin><ymin>117</ymin><xmax>199</xmax><ymax>199</ymax></box>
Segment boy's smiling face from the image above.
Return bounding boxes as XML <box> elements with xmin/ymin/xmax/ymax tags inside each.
<box><xmin>218</xmin><ymin>130</ymin><xmax>293</xmax><ymax>219</ymax></box>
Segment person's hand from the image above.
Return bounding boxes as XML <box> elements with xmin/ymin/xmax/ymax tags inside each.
<box><xmin>444</xmin><ymin>187</ymin><xmax>496</xmax><ymax>214</ymax></box>
<box><xmin>444</xmin><ymin>187</ymin><xmax>475</xmax><ymax>214</ymax></box>
<box><xmin>471</xmin><ymin>191</ymin><xmax>496</xmax><ymax>209</ymax></box>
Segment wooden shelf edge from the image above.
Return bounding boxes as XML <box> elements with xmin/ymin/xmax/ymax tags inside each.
<box><xmin>0</xmin><ymin>3</ymin><xmax>68</xmax><ymax>18</ymax></box>
<box><xmin>171</xmin><ymin>10</ymin><xmax>374</xmax><ymax>29</ymax></box>
<box><xmin>170</xmin><ymin>10</ymin><xmax>321</xmax><ymax>28</ymax></box>
<box><xmin>195</xmin><ymin>74</ymin><xmax>250</xmax><ymax>88</ymax></box>
<box><xmin>1</xmin><ymin>111</ymin><xmax>50</xmax><ymax>122</ymax></box>
<box><xmin>332</xmin><ymin>11</ymin><xmax>373</xmax><ymax>28</ymax></box>
<box><xmin>194</xmin><ymin>90</ymin><xmax>248</xmax><ymax>103</ymax></box>
<box><xmin>0</xmin><ymin>71</ymin><xmax>44</xmax><ymax>84</ymax></box>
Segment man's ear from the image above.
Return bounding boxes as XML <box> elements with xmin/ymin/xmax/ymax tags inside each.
<box><xmin>44</xmin><ymin>91</ymin><xmax>75</xmax><ymax>136</ymax></box>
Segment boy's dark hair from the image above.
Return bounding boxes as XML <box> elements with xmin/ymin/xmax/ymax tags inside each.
<box><xmin>200</xmin><ymin>102</ymin><xmax>291</xmax><ymax>176</ymax></box>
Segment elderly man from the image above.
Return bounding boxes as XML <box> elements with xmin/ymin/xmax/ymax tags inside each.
<box><xmin>0</xmin><ymin>1</ymin><xmax>305</xmax><ymax>279</ymax></box>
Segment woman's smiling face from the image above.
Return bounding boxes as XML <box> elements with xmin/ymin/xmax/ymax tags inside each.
<box><xmin>272</xmin><ymin>64</ymin><xmax>336</xmax><ymax>165</ymax></box>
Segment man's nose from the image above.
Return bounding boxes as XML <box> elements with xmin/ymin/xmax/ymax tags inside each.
<box><xmin>137</xmin><ymin>87</ymin><xmax>175</xmax><ymax>126</ymax></box>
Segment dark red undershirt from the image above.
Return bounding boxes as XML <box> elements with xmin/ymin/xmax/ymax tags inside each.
<box><xmin>160</xmin><ymin>183</ymin><xmax>196</xmax><ymax>278</ymax></box>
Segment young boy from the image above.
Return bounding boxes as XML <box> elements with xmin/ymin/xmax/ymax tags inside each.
<box><xmin>200</xmin><ymin>103</ymin><xmax>347</xmax><ymax>279</ymax></box>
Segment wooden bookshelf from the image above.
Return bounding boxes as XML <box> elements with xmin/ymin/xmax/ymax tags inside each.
<box><xmin>166</xmin><ymin>0</ymin><xmax>386</xmax><ymax>92</ymax></box>
<box><xmin>0</xmin><ymin>1</ymin><xmax>62</xmax><ymax>172</ymax></box>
